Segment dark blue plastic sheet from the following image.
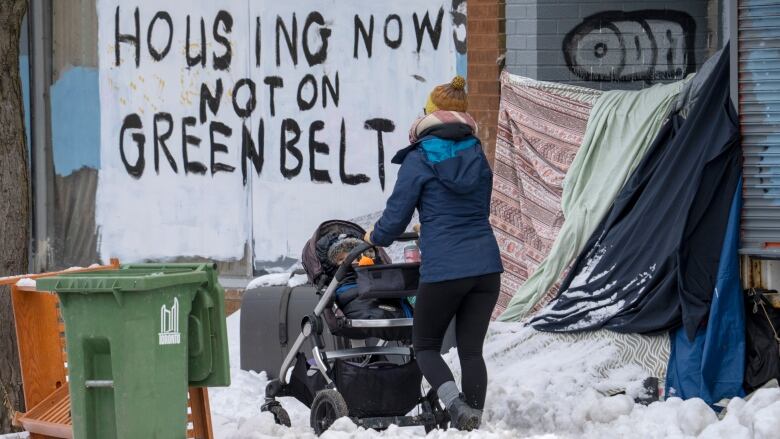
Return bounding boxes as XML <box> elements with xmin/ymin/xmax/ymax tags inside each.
<box><xmin>665</xmin><ymin>181</ymin><xmax>745</xmax><ymax>406</ymax></box>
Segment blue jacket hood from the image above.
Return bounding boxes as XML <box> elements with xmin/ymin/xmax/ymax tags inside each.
<box><xmin>391</xmin><ymin>122</ymin><xmax>483</xmax><ymax>195</ymax></box>
<box><xmin>425</xmin><ymin>139</ymin><xmax>483</xmax><ymax>194</ymax></box>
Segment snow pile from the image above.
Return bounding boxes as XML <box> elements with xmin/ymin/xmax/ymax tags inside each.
<box><xmin>15</xmin><ymin>278</ymin><xmax>36</xmax><ymax>288</ymax></box>
<box><xmin>246</xmin><ymin>273</ymin><xmax>309</xmax><ymax>290</ymax></box>
<box><xmin>211</xmin><ymin>311</ymin><xmax>780</xmax><ymax>438</ymax></box>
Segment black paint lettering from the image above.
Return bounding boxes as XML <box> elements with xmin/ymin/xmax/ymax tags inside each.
<box><xmin>451</xmin><ymin>0</ymin><xmax>467</xmax><ymax>55</ymax></box>
<box><xmin>413</xmin><ymin>8</ymin><xmax>444</xmax><ymax>52</ymax></box>
<box><xmin>339</xmin><ymin>119</ymin><xmax>369</xmax><ymax>185</ymax></box>
<box><xmin>186</xmin><ymin>15</ymin><xmax>207</xmax><ymax>67</ymax></box>
<box><xmin>213</xmin><ymin>10</ymin><xmax>233</xmax><ymax>71</ymax></box>
<box><xmin>119</xmin><ymin>113</ymin><xmax>145</xmax><ymax>177</ymax></box>
<box><xmin>264</xmin><ymin>76</ymin><xmax>283</xmax><ymax>117</ymax></box>
<box><xmin>383</xmin><ymin>14</ymin><xmax>403</xmax><ymax>49</ymax></box>
<box><xmin>297</xmin><ymin>74</ymin><xmax>318</xmax><ymax>111</ymax></box>
<box><xmin>232</xmin><ymin>78</ymin><xmax>256</xmax><ymax>118</ymax></box>
<box><xmin>322</xmin><ymin>72</ymin><xmax>339</xmax><ymax>108</ymax></box>
<box><xmin>364</xmin><ymin>118</ymin><xmax>394</xmax><ymax>191</ymax></box>
<box><xmin>147</xmin><ymin>11</ymin><xmax>173</xmax><ymax>61</ymax></box>
<box><xmin>181</xmin><ymin>116</ymin><xmax>207</xmax><ymax>174</ymax></box>
<box><xmin>153</xmin><ymin>112</ymin><xmax>177</xmax><ymax>173</ymax></box>
<box><xmin>210</xmin><ymin>121</ymin><xmax>235</xmax><ymax>175</ymax></box>
<box><xmin>353</xmin><ymin>15</ymin><xmax>374</xmax><ymax>58</ymax></box>
<box><xmin>309</xmin><ymin>120</ymin><xmax>331</xmax><ymax>183</ymax></box>
<box><xmin>303</xmin><ymin>12</ymin><xmax>330</xmax><ymax>66</ymax></box>
<box><xmin>665</xmin><ymin>29</ymin><xmax>676</xmax><ymax>71</ymax></box>
<box><xmin>276</xmin><ymin>14</ymin><xmax>298</xmax><ymax>67</ymax></box>
<box><xmin>241</xmin><ymin>120</ymin><xmax>264</xmax><ymax>185</ymax></box>
<box><xmin>199</xmin><ymin>79</ymin><xmax>223</xmax><ymax>124</ymax></box>
<box><xmin>115</xmin><ymin>6</ymin><xmax>140</xmax><ymax>67</ymax></box>
<box><xmin>255</xmin><ymin>17</ymin><xmax>262</xmax><ymax>66</ymax></box>
<box><xmin>280</xmin><ymin>119</ymin><xmax>303</xmax><ymax>179</ymax></box>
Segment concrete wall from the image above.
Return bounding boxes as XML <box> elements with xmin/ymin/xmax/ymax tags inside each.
<box><xmin>505</xmin><ymin>0</ymin><xmax>721</xmax><ymax>90</ymax></box>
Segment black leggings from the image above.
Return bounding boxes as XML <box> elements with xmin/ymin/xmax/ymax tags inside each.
<box><xmin>412</xmin><ymin>273</ymin><xmax>500</xmax><ymax>409</ymax></box>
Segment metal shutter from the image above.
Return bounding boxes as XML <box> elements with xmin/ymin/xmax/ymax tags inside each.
<box><xmin>739</xmin><ymin>0</ymin><xmax>780</xmax><ymax>257</ymax></box>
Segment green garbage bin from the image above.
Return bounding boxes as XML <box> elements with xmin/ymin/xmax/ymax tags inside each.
<box><xmin>37</xmin><ymin>263</ymin><xmax>230</xmax><ymax>439</ymax></box>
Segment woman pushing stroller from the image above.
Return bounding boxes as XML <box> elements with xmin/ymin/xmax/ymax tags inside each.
<box><xmin>365</xmin><ymin>76</ymin><xmax>503</xmax><ymax>431</ymax></box>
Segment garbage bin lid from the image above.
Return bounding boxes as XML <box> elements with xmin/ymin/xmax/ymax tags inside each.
<box><xmin>36</xmin><ymin>268</ymin><xmax>210</xmax><ymax>294</ymax></box>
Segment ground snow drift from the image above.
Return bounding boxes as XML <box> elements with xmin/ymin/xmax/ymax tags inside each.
<box><xmin>211</xmin><ymin>311</ymin><xmax>780</xmax><ymax>438</ymax></box>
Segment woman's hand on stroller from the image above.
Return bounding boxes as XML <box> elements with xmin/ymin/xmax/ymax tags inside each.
<box><xmin>363</xmin><ymin>225</ymin><xmax>374</xmax><ymax>245</ymax></box>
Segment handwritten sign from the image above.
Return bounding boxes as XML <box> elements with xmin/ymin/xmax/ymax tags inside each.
<box><xmin>96</xmin><ymin>0</ymin><xmax>461</xmax><ymax>263</ymax></box>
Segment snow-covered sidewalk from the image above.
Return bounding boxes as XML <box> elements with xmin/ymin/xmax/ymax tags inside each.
<box><xmin>210</xmin><ymin>311</ymin><xmax>780</xmax><ymax>438</ymax></box>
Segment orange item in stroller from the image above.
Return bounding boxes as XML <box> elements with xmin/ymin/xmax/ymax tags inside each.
<box><xmin>358</xmin><ymin>256</ymin><xmax>375</xmax><ymax>266</ymax></box>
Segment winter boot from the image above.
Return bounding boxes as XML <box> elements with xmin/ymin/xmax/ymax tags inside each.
<box><xmin>446</xmin><ymin>395</ymin><xmax>482</xmax><ymax>431</ymax></box>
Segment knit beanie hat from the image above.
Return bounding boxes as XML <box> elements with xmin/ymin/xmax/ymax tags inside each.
<box><xmin>425</xmin><ymin>76</ymin><xmax>467</xmax><ymax>114</ymax></box>
<box><xmin>327</xmin><ymin>236</ymin><xmax>364</xmax><ymax>265</ymax></box>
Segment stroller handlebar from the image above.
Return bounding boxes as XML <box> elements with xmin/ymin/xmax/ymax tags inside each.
<box><xmin>396</xmin><ymin>232</ymin><xmax>419</xmax><ymax>242</ymax></box>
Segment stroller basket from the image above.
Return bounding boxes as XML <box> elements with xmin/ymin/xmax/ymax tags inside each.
<box><xmin>356</xmin><ymin>263</ymin><xmax>420</xmax><ymax>299</ymax></box>
<box><xmin>333</xmin><ymin>358</ymin><xmax>423</xmax><ymax>418</ymax></box>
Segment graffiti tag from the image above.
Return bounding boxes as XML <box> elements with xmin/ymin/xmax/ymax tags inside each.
<box><xmin>563</xmin><ymin>10</ymin><xmax>696</xmax><ymax>83</ymax></box>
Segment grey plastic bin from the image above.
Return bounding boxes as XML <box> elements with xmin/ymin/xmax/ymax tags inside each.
<box><xmin>240</xmin><ymin>284</ymin><xmax>456</xmax><ymax>378</ymax></box>
<box><xmin>240</xmin><ymin>284</ymin><xmax>346</xmax><ymax>378</ymax></box>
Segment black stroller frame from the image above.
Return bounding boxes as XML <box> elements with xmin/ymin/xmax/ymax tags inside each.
<box><xmin>261</xmin><ymin>233</ymin><xmax>449</xmax><ymax>435</ymax></box>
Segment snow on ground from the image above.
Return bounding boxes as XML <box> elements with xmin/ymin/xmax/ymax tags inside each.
<box><xmin>211</xmin><ymin>311</ymin><xmax>780</xmax><ymax>439</ymax></box>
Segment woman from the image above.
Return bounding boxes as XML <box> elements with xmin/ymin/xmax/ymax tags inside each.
<box><xmin>364</xmin><ymin>76</ymin><xmax>503</xmax><ymax>431</ymax></box>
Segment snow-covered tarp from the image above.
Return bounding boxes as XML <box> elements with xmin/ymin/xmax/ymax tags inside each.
<box><xmin>210</xmin><ymin>311</ymin><xmax>780</xmax><ymax>438</ymax></box>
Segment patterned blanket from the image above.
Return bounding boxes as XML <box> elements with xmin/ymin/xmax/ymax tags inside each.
<box><xmin>489</xmin><ymin>73</ymin><xmax>601</xmax><ymax>319</ymax></box>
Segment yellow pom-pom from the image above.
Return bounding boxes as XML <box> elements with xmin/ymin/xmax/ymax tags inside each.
<box><xmin>450</xmin><ymin>75</ymin><xmax>466</xmax><ymax>90</ymax></box>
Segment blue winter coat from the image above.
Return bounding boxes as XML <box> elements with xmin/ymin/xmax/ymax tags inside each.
<box><xmin>370</xmin><ymin>130</ymin><xmax>503</xmax><ymax>283</ymax></box>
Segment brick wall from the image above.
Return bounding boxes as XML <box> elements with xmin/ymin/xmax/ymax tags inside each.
<box><xmin>467</xmin><ymin>0</ymin><xmax>506</xmax><ymax>162</ymax></box>
<box><xmin>505</xmin><ymin>0</ymin><xmax>722</xmax><ymax>91</ymax></box>
<box><xmin>225</xmin><ymin>289</ymin><xmax>243</xmax><ymax>316</ymax></box>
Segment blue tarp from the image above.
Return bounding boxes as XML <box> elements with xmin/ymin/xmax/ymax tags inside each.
<box><xmin>666</xmin><ymin>179</ymin><xmax>745</xmax><ymax>406</ymax></box>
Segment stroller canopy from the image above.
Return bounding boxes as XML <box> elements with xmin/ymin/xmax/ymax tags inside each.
<box><xmin>301</xmin><ymin>220</ymin><xmax>391</xmax><ymax>287</ymax></box>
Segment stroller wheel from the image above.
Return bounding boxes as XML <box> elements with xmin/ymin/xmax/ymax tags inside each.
<box><xmin>424</xmin><ymin>388</ymin><xmax>450</xmax><ymax>432</ymax></box>
<box><xmin>310</xmin><ymin>389</ymin><xmax>349</xmax><ymax>435</ymax></box>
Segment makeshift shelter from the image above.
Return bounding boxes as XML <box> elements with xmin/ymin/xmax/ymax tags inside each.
<box><xmin>492</xmin><ymin>47</ymin><xmax>749</xmax><ymax>406</ymax></box>
<box><xmin>498</xmin><ymin>75</ymin><xmax>686</xmax><ymax>322</ymax></box>
<box><xmin>530</xmin><ymin>47</ymin><xmax>741</xmax><ymax>339</ymax></box>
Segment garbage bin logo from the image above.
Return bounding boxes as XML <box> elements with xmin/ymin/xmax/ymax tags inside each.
<box><xmin>158</xmin><ymin>297</ymin><xmax>181</xmax><ymax>345</ymax></box>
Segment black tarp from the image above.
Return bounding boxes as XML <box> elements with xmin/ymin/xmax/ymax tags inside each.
<box><xmin>531</xmin><ymin>46</ymin><xmax>741</xmax><ymax>340</ymax></box>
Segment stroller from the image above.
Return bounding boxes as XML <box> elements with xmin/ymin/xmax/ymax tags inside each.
<box><xmin>260</xmin><ymin>220</ymin><xmax>449</xmax><ymax>434</ymax></box>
